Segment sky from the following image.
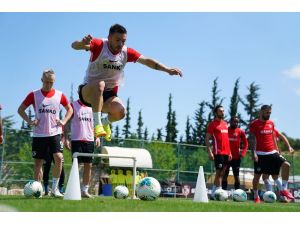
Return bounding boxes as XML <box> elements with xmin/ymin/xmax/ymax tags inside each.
<box><xmin>1</xmin><ymin>12</ymin><xmax>300</xmax><ymax>139</ymax></box>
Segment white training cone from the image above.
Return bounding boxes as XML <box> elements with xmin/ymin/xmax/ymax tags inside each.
<box><xmin>193</xmin><ymin>166</ymin><xmax>209</xmax><ymax>203</ymax></box>
<box><xmin>64</xmin><ymin>158</ymin><xmax>81</xmax><ymax>200</ymax></box>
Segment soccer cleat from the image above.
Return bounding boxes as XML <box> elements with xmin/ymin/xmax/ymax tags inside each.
<box><xmin>279</xmin><ymin>195</ymin><xmax>291</xmax><ymax>203</ymax></box>
<box><xmin>81</xmin><ymin>191</ymin><xmax>93</xmax><ymax>198</ymax></box>
<box><xmin>103</xmin><ymin>124</ymin><xmax>112</xmax><ymax>141</ymax></box>
<box><xmin>51</xmin><ymin>189</ymin><xmax>64</xmax><ymax>198</ymax></box>
<box><xmin>254</xmin><ymin>197</ymin><xmax>261</xmax><ymax>203</ymax></box>
<box><xmin>280</xmin><ymin>190</ymin><xmax>294</xmax><ymax>200</ymax></box>
<box><xmin>94</xmin><ymin>125</ymin><xmax>106</xmax><ymax>138</ymax></box>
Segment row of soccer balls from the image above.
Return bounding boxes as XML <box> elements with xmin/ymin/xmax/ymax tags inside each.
<box><xmin>215</xmin><ymin>189</ymin><xmax>277</xmax><ymax>203</ymax></box>
<box><xmin>24</xmin><ymin>177</ymin><xmax>162</xmax><ymax>201</ymax></box>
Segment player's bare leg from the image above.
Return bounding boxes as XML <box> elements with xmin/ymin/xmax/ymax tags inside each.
<box><xmin>82</xmin><ymin>81</ymin><xmax>106</xmax><ymax>138</ymax></box>
<box><xmin>101</xmin><ymin>97</ymin><xmax>126</xmax><ymax>141</ymax></box>
<box><xmin>81</xmin><ymin>163</ymin><xmax>93</xmax><ymax>198</ymax></box>
<box><xmin>51</xmin><ymin>152</ymin><xmax>64</xmax><ymax>197</ymax></box>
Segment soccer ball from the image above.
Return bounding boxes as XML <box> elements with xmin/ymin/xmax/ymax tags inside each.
<box><xmin>24</xmin><ymin>181</ymin><xmax>43</xmax><ymax>198</ymax></box>
<box><xmin>136</xmin><ymin>177</ymin><xmax>161</xmax><ymax>201</ymax></box>
<box><xmin>214</xmin><ymin>189</ymin><xmax>228</xmax><ymax>201</ymax></box>
<box><xmin>263</xmin><ymin>191</ymin><xmax>277</xmax><ymax>203</ymax></box>
<box><xmin>113</xmin><ymin>185</ymin><xmax>129</xmax><ymax>199</ymax></box>
<box><xmin>232</xmin><ymin>189</ymin><xmax>247</xmax><ymax>202</ymax></box>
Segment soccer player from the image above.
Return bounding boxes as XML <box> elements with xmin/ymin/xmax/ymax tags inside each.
<box><xmin>18</xmin><ymin>69</ymin><xmax>73</xmax><ymax>197</ymax></box>
<box><xmin>222</xmin><ymin>116</ymin><xmax>248</xmax><ymax>190</ymax></box>
<box><xmin>205</xmin><ymin>105</ymin><xmax>232</xmax><ymax>199</ymax></box>
<box><xmin>71</xmin><ymin>24</ymin><xmax>182</xmax><ymax>141</ymax></box>
<box><xmin>64</xmin><ymin>99</ymin><xmax>100</xmax><ymax>198</ymax></box>
<box><xmin>248</xmin><ymin>105</ymin><xmax>294</xmax><ymax>203</ymax></box>
<box><xmin>262</xmin><ymin>129</ymin><xmax>294</xmax><ymax>201</ymax></box>
<box><xmin>0</xmin><ymin>104</ymin><xmax>3</xmax><ymax>144</ymax></box>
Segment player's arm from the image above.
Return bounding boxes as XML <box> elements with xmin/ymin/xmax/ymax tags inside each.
<box><xmin>205</xmin><ymin>133</ymin><xmax>214</xmax><ymax>161</ymax></box>
<box><xmin>137</xmin><ymin>55</ymin><xmax>182</xmax><ymax>77</ymax></box>
<box><xmin>277</xmin><ymin>131</ymin><xmax>294</xmax><ymax>153</ymax></box>
<box><xmin>240</xmin><ymin>131</ymin><xmax>249</xmax><ymax>157</ymax></box>
<box><xmin>59</xmin><ymin>103</ymin><xmax>73</xmax><ymax>126</ymax></box>
<box><xmin>71</xmin><ymin>34</ymin><xmax>93</xmax><ymax>51</ymax></box>
<box><xmin>17</xmin><ymin>103</ymin><xmax>38</xmax><ymax>126</ymax></box>
<box><xmin>248</xmin><ymin>132</ymin><xmax>257</xmax><ymax>162</ymax></box>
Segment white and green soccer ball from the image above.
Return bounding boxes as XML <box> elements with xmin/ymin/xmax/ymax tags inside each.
<box><xmin>24</xmin><ymin>181</ymin><xmax>43</xmax><ymax>198</ymax></box>
<box><xmin>113</xmin><ymin>185</ymin><xmax>129</xmax><ymax>199</ymax></box>
<box><xmin>136</xmin><ymin>177</ymin><xmax>161</xmax><ymax>201</ymax></box>
<box><xmin>232</xmin><ymin>189</ymin><xmax>248</xmax><ymax>202</ymax></box>
<box><xmin>263</xmin><ymin>191</ymin><xmax>277</xmax><ymax>203</ymax></box>
<box><xmin>214</xmin><ymin>189</ymin><xmax>228</xmax><ymax>201</ymax></box>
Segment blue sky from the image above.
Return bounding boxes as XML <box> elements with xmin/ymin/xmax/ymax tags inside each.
<box><xmin>1</xmin><ymin>13</ymin><xmax>300</xmax><ymax>139</ymax></box>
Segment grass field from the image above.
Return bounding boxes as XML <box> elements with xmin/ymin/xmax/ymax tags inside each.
<box><xmin>0</xmin><ymin>195</ymin><xmax>300</xmax><ymax>212</ymax></box>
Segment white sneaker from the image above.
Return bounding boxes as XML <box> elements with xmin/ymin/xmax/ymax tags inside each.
<box><xmin>51</xmin><ymin>189</ymin><xmax>64</xmax><ymax>198</ymax></box>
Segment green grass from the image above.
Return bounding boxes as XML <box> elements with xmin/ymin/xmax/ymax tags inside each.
<box><xmin>0</xmin><ymin>196</ymin><xmax>300</xmax><ymax>212</ymax></box>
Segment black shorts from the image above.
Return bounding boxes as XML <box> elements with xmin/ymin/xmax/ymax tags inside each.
<box><xmin>78</xmin><ymin>84</ymin><xmax>118</xmax><ymax>107</ymax></box>
<box><xmin>225</xmin><ymin>159</ymin><xmax>241</xmax><ymax>176</ymax></box>
<box><xmin>32</xmin><ymin>134</ymin><xmax>62</xmax><ymax>160</ymax></box>
<box><xmin>71</xmin><ymin>141</ymin><xmax>94</xmax><ymax>163</ymax></box>
<box><xmin>254</xmin><ymin>152</ymin><xmax>287</xmax><ymax>175</ymax></box>
<box><xmin>214</xmin><ymin>154</ymin><xmax>229</xmax><ymax>171</ymax></box>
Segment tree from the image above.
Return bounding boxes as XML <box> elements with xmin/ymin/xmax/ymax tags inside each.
<box><xmin>157</xmin><ymin>128</ymin><xmax>163</xmax><ymax>141</ymax></box>
<box><xmin>207</xmin><ymin>77</ymin><xmax>225</xmax><ymax>122</ymax></box>
<box><xmin>229</xmin><ymin>78</ymin><xmax>241</xmax><ymax>118</ymax></box>
<box><xmin>136</xmin><ymin>110</ymin><xmax>143</xmax><ymax>139</ymax></box>
<box><xmin>170</xmin><ymin>111</ymin><xmax>178</xmax><ymax>142</ymax></box>
<box><xmin>122</xmin><ymin>98</ymin><xmax>131</xmax><ymax>138</ymax></box>
<box><xmin>192</xmin><ymin>101</ymin><xmax>207</xmax><ymax>145</ymax></box>
<box><xmin>144</xmin><ymin>127</ymin><xmax>148</xmax><ymax>141</ymax></box>
<box><xmin>114</xmin><ymin>125</ymin><xmax>120</xmax><ymax>139</ymax></box>
<box><xmin>241</xmin><ymin>82</ymin><xmax>261</xmax><ymax>133</ymax></box>
<box><xmin>185</xmin><ymin>116</ymin><xmax>192</xmax><ymax>144</ymax></box>
<box><xmin>165</xmin><ymin>94</ymin><xmax>173</xmax><ymax>142</ymax></box>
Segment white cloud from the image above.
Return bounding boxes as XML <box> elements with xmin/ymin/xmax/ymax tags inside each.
<box><xmin>283</xmin><ymin>64</ymin><xmax>300</xmax><ymax>79</ymax></box>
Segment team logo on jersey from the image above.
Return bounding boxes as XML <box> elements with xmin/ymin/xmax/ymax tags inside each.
<box><xmin>38</xmin><ymin>103</ymin><xmax>56</xmax><ymax>114</ymax></box>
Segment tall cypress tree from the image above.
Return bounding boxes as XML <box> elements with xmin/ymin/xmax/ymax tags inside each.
<box><xmin>171</xmin><ymin>110</ymin><xmax>178</xmax><ymax>142</ymax></box>
<box><xmin>144</xmin><ymin>127</ymin><xmax>148</xmax><ymax>141</ymax></box>
<box><xmin>192</xmin><ymin>101</ymin><xmax>207</xmax><ymax>145</ymax></box>
<box><xmin>207</xmin><ymin>77</ymin><xmax>225</xmax><ymax>122</ymax></box>
<box><xmin>165</xmin><ymin>94</ymin><xmax>173</xmax><ymax>142</ymax></box>
<box><xmin>114</xmin><ymin>125</ymin><xmax>120</xmax><ymax>139</ymax></box>
<box><xmin>229</xmin><ymin>78</ymin><xmax>240</xmax><ymax>118</ymax></box>
<box><xmin>185</xmin><ymin>116</ymin><xmax>192</xmax><ymax>144</ymax></box>
<box><xmin>122</xmin><ymin>98</ymin><xmax>131</xmax><ymax>138</ymax></box>
<box><xmin>157</xmin><ymin>128</ymin><xmax>163</xmax><ymax>141</ymax></box>
<box><xmin>136</xmin><ymin>110</ymin><xmax>143</xmax><ymax>139</ymax></box>
<box><xmin>241</xmin><ymin>82</ymin><xmax>261</xmax><ymax>133</ymax></box>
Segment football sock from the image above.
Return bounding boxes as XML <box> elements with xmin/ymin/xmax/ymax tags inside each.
<box><xmin>82</xmin><ymin>185</ymin><xmax>89</xmax><ymax>193</ymax></box>
<box><xmin>101</xmin><ymin>116</ymin><xmax>111</xmax><ymax>126</ymax></box>
<box><xmin>93</xmin><ymin>112</ymin><xmax>102</xmax><ymax>126</ymax></box>
<box><xmin>52</xmin><ymin>177</ymin><xmax>60</xmax><ymax>192</ymax></box>
<box><xmin>275</xmin><ymin>179</ymin><xmax>283</xmax><ymax>191</ymax></box>
<box><xmin>254</xmin><ymin>190</ymin><xmax>259</xmax><ymax>199</ymax></box>
<box><xmin>264</xmin><ymin>179</ymin><xmax>273</xmax><ymax>192</ymax></box>
<box><xmin>282</xmin><ymin>180</ymin><xmax>288</xmax><ymax>190</ymax></box>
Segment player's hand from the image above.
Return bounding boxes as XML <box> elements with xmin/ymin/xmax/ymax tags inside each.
<box><xmin>95</xmin><ymin>138</ymin><xmax>101</xmax><ymax>147</ymax></box>
<box><xmin>82</xmin><ymin>34</ymin><xmax>93</xmax><ymax>45</ymax></box>
<box><xmin>28</xmin><ymin>119</ymin><xmax>39</xmax><ymax>126</ymax></box>
<box><xmin>167</xmin><ymin>68</ymin><xmax>183</xmax><ymax>77</ymax></box>
<box><xmin>64</xmin><ymin>139</ymin><xmax>71</xmax><ymax>150</ymax></box>
<box><xmin>0</xmin><ymin>135</ymin><xmax>3</xmax><ymax>144</ymax></box>
<box><xmin>289</xmin><ymin>147</ymin><xmax>294</xmax><ymax>154</ymax></box>
<box><xmin>208</xmin><ymin>151</ymin><xmax>214</xmax><ymax>161</ymax></box>
<box><xmin>252</xmin><ymin>153</ymin><xmax>258</xmax><ymax>162</ymax></box>
<box><xmin>56</xmin><ymin>119</ymin><xmax>65</xmax><ymax>126</ymax></box>
<box><xmin>228</xmin><ymin>154</ymin><xmax>232</xmax><ymax>161</ymax></box>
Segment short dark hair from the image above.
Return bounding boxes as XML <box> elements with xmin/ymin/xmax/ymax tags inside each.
<box><xmin>213</xmin><ymin>105</ymin><xmax>223</xmax><ymax>114</ymax></box>
<box><xmin>230</xmin><ymin>116</ymin><xmax>239</xmax><ymax>121</ymax></box>
<box><xmin>109</xmin><ymin>24</ymin><xmax>127</xmax><ymax>35</ymax></box>
<box><xmin>260</xmin><ymin>104</ymin><xmax>272</xmax><ymax>111</ymax></box>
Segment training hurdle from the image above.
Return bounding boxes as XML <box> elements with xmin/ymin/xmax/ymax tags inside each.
<box><xmin>64</xmin><ymin>152</ymin><xmax>137</xmax><ymax>200</ymax></box>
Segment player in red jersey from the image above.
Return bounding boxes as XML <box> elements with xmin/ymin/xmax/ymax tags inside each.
<box><xmin>222</xmin><ymin>116</ymin><xmax>248</xmax><ymax>190</ymax></box>
<box><xmin>72</xmin><ymin>24</ymin><xmax>182</xmax><ymax>141</ymax></box>
<box><xmin>249</xmin><ymin>105</ymin><xmax>294</xmax><ymax>203</ymax></box>
<box><xmin>262</xmin><ymin>129</ymin><xmax>294</xmax><ymax>202</ymax></box>
<box><xmin>205</xmin><ymin>105</ymin><xmax>232</xmax><ymax>199</ymax></box>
